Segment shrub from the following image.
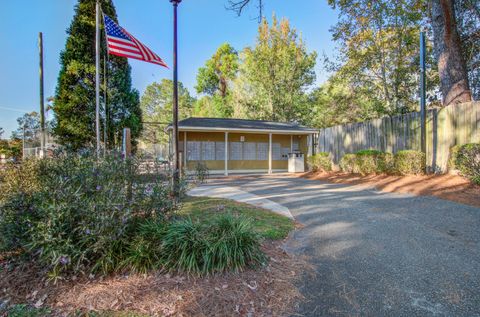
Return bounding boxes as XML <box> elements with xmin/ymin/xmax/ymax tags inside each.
<box><xmin>394</xmin><ymin>150</ymin><xmax>425</xmax><ymax>175</ymax></box>
<box><xmin>454</xmin><ymin>143</ymin><xmax>480</xmax><ymax>184</ymax></box>
<box><xmin>194</xmin><ymin>162</ymin><xmax>209</xmax><ymax>184</ymax></box>
<box><xmin>340</xmin><ymin>150</ymin><xmax>392</xmax><ymax>175</ymax></box>
<box><xmin>339</xmin><ymin>154</ymin><xmax>357</xmax><ymax>173</ymax></box>
<box><xmin>162</xmin><ymin>215</ymin><xmax>265</xmax><ymax>275</ymax></box>
<box><xmin>307</xmin><ymin>152</ymin><xmax>332</xmax><ymax>172</ymax></box>
<box><xmin>355</xmin><ymin>150</ymin><xmax>393</xmax><ymax>174</ymax></box>
<box><xmin>448</xmin><ymin>145</ymin><xmax>462</xmax><ymax>170</ymax></box>
<box><xmin>0</xmin><ymin>152</ymin><xmax>176</xmax><ymax>276</ymax></box>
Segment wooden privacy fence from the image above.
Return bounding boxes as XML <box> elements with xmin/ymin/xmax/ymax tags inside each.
<box><xmin>317</xmin><ymin>101</ymin><xmax>480</xmax><ymax>172</ymax></box>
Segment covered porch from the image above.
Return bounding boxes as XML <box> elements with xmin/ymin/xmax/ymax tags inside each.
<box><xmin>170</xmin><ymin>118</ymin><xmax>317</xmax><ymax>175</ymax></box>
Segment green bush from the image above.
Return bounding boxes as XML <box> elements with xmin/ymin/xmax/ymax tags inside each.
<box><xmin>194</xmin><ymin>162</ymin><xmax>209</xmax><ymax>183</ymax></box>
<box><xmin>162</xmin><ymin>215</ymin><xmax>265</xmax><ymax>275</ymax></box>
<box><xmin>448</xmin><ymin>145</ymin><xmax>462</xmax><ymax>170</ymax></box>
<box><xmin>394</xmin><ymin>150</ymin><xmax>425</xmax><ymax>175</ymax></box>
<box><xmin>120</xmin><ymin>219</ymin><xmax>169</xmax><ymax>274</ymax></box>
<box><xmin>453</xmin><ymin>143</ymin><xmax>480</xmax><ymax>184</ymax></box>
<box><xmin>340</xmin><ymin>150</ymin><xmax>393</xmax><ymax>175</ymax></box>
<box><xmin>339</xmin><ymin>153</ymin><xmax>357</xmax><ymax>173</ymax></box>
<box><xmin>355</xmin><ymin>150</ymin><xmax>393</xmax><ymax>174</ymax></box>
<box><xmin>0</xmin><ymin>152</ymin><xmax>176</xmax><ymax>276</ymax></box>
<box><xmin>307</xmin><ymin>152</ymin><xmax>332</xmax><ymax>172</ymax></box>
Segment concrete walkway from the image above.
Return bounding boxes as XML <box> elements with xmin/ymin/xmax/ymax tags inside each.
<box><xmin>188</xmin><ymin>185</ymin><xmax>294</xmax><ymax>219</ymax></box>
<box><xmin>200</xmin><ymin>175</ymin><xmax>480</xmax><ymax>316</ymax></box>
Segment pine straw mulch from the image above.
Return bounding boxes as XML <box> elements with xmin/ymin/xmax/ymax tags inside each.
<box><xmin>301</xmin><ymin>171</ymin><xmax>480</xmax><ymax>208</ymax></box>
<box><xmin>0</xmin><ymin>241</ymin><xmax>313</xmax><ymax>317</ymax></box>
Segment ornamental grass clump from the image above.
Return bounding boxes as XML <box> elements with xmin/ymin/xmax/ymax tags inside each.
<box><xmin>0</xmin><ymin>151</ymin><xmax>176</xmax><ymax>277</ymax></box>
<box><xmin>162</xmin><ymin>214</ymin><xmax>265</xmax><ymax>276</ymax></box>
<box><xmin>394</xmin><ymin>150</ymin><xmax>425</xmax><ymax>175</ymax></box>
<box><xmin>307</xmin><ymin>152</ymin><xmax>332</xmax><ymax>172</ymax></box>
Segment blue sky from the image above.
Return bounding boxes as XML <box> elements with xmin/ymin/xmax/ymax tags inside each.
<box><xmin>0</xmin><ymin>0</ymin><xmax>338</xmax><ymax>138</ymax></box>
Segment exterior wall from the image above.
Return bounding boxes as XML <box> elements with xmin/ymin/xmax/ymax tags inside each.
<box><xmin>180</xmin><ymin>131</ymin><xmax>225</xmax><ymax>170</ymax></box>
<box><xmin>181</xmin><ymin>130</ymin><xmax>310</xmax><ymax>172</ymax></box>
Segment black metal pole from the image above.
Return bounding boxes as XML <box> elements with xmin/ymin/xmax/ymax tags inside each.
<box><xmin>420</xmin><ymin>31</ymin><xmax>426</xmax><ymax>170</ymax></box>
<box><xmin>171</xmin><ymin>0</ymin><xmax>181</xmax><ymax>196</ymax></box>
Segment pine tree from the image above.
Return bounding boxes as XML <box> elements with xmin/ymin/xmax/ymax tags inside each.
<box><xmin>53</xmin><ymin>0</ymin><xmax>142</xmax><ymax>150</ymax></box>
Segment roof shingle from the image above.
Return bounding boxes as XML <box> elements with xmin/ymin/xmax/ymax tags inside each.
<box><xmin>176</xmin><ymin>117</ymin><xmax>316</xmax><ymax>132</ymax></box>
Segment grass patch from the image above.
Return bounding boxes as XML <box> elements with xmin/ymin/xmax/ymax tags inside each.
<box><xmin>0</xmin><ymin>305</ymin><xmax>149</xmax><ymax>317</ymax></box>
<box><xmin>0</xmin><ymin>304</ymin><xmax>51</xmax><ymax>317</ymax></box>
<box><xmin>178</xmin><ymin>196</ymin><xmax>294</xmax><ymax>240</ymax></box>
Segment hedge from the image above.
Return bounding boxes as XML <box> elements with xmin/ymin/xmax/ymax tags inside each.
<box><xmin>394</xmin><ymin>150</ymin><xmax>425</xmax><ymax>175</ymax></box>
<box><xmin>340</xmin><ymin>150</ymin><xmax>393</xmax><ymax>175</ymax></box>
<box><xmin>307</xmin><ymin>152</ymin><xmax>332</xmax><ymax>172</ymax></box>
<box><xmin>451</xmin><ymin>143</ymin><xmax>480</xmax><ymax>184</ymax></box>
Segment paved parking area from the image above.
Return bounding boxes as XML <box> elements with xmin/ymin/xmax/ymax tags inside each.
<box><xmin>204</xmin><ymin>175</ymin><xmax>480</xmax><ymax>316</ymax></box>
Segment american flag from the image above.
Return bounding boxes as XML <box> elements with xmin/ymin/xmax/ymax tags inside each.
<box><xmin>104</xmin><ymin>14</ymin><xmax>168</xmax><ymax>68</ymax></box>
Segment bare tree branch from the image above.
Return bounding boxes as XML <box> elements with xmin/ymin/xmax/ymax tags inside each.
<box><xmin>226</xmin><ymin>0</ymin><xmax>264</xmax><ymax>22</ymax></box>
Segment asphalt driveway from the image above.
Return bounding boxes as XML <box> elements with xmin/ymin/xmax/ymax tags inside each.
<box><xmin>205</xmin><ymin>175</ymin><xmax>480</xmax><ymax>316</ymax></box>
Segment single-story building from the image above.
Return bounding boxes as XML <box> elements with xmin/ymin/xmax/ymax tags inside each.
<box><xmin>168</xmin><ymin>118</ymin><xmax>317</xmax><ymax>175</ymax></box>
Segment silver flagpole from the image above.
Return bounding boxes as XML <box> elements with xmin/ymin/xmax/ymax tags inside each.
<box><xmin>95</xmin><ymin>0</ymin><xmax>101</xmax><ymax>156</ymax></box>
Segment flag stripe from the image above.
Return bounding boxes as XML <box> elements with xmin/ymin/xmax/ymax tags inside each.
<box><xmin>108</xmin><ymin>44</ymin><xmax>142</xmax><ymax>55</ymax></box>
<box><xmin>108</xmin><ymin>48</ymin><xmax>143</xmax><ymax>59</ymax></box>
<box><xmin>106</xmin><ymin>37</ymin><xmax>137</xmax><ymax>48</ymax></box>
<box><xmin>103</xmin><ymin>14</ymin><xmax>168</xmax><ymax>68</ymax></box>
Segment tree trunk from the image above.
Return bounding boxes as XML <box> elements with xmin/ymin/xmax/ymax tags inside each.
<box><xmin>431</xmin><ymin>0</ymin><xmax>472</xmax><ymax>106</ymax></box>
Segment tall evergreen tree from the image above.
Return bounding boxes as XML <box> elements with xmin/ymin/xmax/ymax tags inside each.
<box><xmin>53</xmin><ymin>0</ymin><xmax>142</xmax><ymax>150</ymax></box>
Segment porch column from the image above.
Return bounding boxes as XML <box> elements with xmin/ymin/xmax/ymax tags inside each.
<box><xmin>310</xmin><ymin>133</ymin><xmax>315</xmax><ymax>155</ymax></box>
<box><xmin>268</xmin><ymin>133</ymin><xmax>272</xmax><ymax>174</ymax></box>
<box><xmin>183</xmin><ymin>131</ymin><xmax>187</xmax><ymax>168</ymax></box>
<box><xmin>290</xmin><ymin>135</ymin><xmax>293</xmax><ymax>152</ymax></box>
<box><xmin>224</xmin><ymin>132</ymin><xmax>229</xmax><ymax>176</ymax></box>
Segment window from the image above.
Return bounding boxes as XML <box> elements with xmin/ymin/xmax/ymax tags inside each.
<box><xmin>215</xmin><ymin>142</ymin><xmax>225</xmax><ymax>160</ymax></box>
<box><xmin>202</xmin><ymin>141</ymin><xmax>215</xmax><ymax>161</ymax></box>
<box><xmin>272</xmin><ymin>143</ymin><xmax>282</xmax><ymax>160</ymax></box>
<box><xmin>230</xmin><ymin>142</ymin><xmax>243</xmax><ymax>160</ymax></box>
<box><xmin>257</xmin><ymin>143</ymin><xmax>268</xmax><ymax>160</ymax></box>
<box><xmin>186</xmin><ymin>139</ymin><xmax>290</xmax><ymax>161</ymax></box>
<box><xmin>187</xmin><ymin>141</ymin><xmax>201</xmax><ymax>160</ymax></box>
<box><xmin>243</xmin><ymin>142</ymin><xmax>256</xmax><ymax>160</ymax></box>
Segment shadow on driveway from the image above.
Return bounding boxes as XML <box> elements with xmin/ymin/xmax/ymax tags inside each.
<box><xmin>206</xmin><ymin>175</ymin><xmax>480</xmax><ymax>316</ymax></box>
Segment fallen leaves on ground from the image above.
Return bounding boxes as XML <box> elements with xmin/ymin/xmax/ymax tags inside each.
<box><xmin>302</xmin><ymin>171</ymin><xmax>480</xmax><ymax>208</ymax></box>
<box><xmin>1</xmin><ymin>241</ymin><xmax>311</xmax><ymax>317</ymax></box>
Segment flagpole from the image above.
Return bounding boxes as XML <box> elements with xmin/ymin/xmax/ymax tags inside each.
<box><xmin>103</xmin><ymin>52</ymin><xmax>108</xmax><ymax>156</ymax></box>
<box><xmin>38</xmin><ymin>32</ymin><xmax>45</xmax><ymax>158</ymax></box>
<box><xmin>170</xmin><ymin>0</ymin><xmax>181</xmax><ymax>198</ymax></box>
<box><xmin>95</xmin><ymin>0</ymin><xmax>101</xmax><ymax>156</ymax></box>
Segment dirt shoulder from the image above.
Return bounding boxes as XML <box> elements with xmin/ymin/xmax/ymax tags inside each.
<box><xmin>301</xmin><ymin>171</ymin><xmax>480</xmax><ymax>208</ymax></box>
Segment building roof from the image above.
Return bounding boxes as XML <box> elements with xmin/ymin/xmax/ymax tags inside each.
<box><xmin>171</xmin><ymin>117</ymin><xmax>316</xmax><ymax>133</ymax></box>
